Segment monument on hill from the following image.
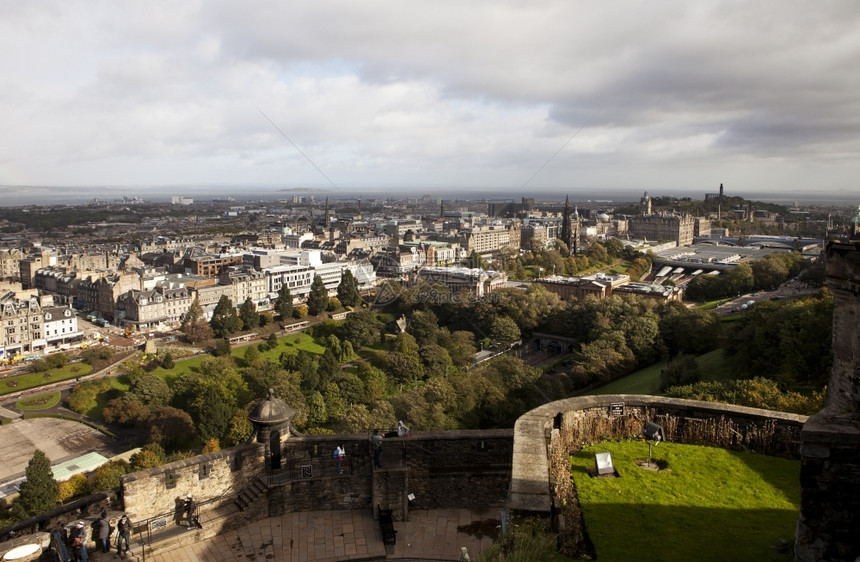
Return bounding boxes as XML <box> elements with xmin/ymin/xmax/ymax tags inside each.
<box><xmin>795</xmin><ymin>234</ymin><xmax>860</xmax><ymax>561</ymax></box>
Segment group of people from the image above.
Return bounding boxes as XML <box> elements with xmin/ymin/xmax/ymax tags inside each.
<box><xmin>62</xmin><ymin>512</ymin><xmax>133</xmax><ymax>560</ymax></box>
<box><xmin>330</xmin><ymin>421</ymin><xmax>411</xmax><ymax>473</ymax></box>
<box><xmin>370</xmin><ymin>420</ymin><xmax>410</xmax><ymax>468</ymax></box>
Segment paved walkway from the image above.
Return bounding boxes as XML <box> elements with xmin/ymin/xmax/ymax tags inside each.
<box><xmin>141</xmin><ymin>508</ymin><xmax>499</xmax><ymax>562</ymax></box>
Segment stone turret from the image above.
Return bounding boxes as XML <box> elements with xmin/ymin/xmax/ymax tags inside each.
<box><xmin>249</xmin><ymin>389</ymin><xmax>295</xmax><ymax>470</ymax></box>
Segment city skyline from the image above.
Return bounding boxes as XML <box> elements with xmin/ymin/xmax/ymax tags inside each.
<box><xmin>2</xmin><ymin>2</ymin><xmax>859</xmax><ymax>197</ymax></box>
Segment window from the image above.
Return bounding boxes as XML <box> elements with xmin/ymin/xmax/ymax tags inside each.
<box><xmin>166</xmin><ymin>473</ymin><xmax>177</xmax><ymax>489</ymax></box>
<box><xmin>199</xmin><ymin>464</ymin><xmax>211</xmax><ymax>480</ymax></box>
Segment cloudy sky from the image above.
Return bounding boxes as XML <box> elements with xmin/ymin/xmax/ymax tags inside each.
<box><xmin>1</xmin><ymin>1</ymin><xmax>859</xmax><ymax>199</ymax></box>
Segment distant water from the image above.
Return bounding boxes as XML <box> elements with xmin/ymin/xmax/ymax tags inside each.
<box><xmin>0</xmin><ymin>184</ymin><xmax>857</xmax><ymax>207</ymax></box>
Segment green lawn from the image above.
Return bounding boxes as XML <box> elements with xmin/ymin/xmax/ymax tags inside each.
<box><xmin>590</xmin><ymin>361</ymin><xmax>667</xmax><ymax>395</ymax></box>
<box><xmin>571</xmin><ymin>441</ymin><xmax>799</xmax><ymax>561</ymax></box>
<box><xmin>0</xmin><ymin>363</ymin><xmax>93</xmax><ymax>396</ymax></box>
<box><xmin>588</xmin><ymin>349</ymin><xmax>732</xmax><ymax>396</ymax></box>
<box><xmin>16</xmin><ymin>391</ymin><xmax>61</xmax><ymax>410</ymax></box>
<box><xmin>145</xmin><ymin>332</ymin><xmax>327</xmax><ymax>386</ymax></box>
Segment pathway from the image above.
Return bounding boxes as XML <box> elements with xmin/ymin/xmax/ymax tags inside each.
<box><xmin>138</xmin><ymin>508</ymin><xmax>498</xmax><ymax>562</ymax></box>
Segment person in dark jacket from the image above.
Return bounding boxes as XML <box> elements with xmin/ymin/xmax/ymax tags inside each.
<box><xmin>97</xmin><ymin>513</ymin><xmax>111</xmax><ymax>553</ymax></box>
<box><xmin>116</xmin><ymin>514</ymin><xmax>132</xmax><ymax>555</ymax></box>
<box><xmin>70</xmin><ymin>521</ymin><xmax>87</xmax><ymax>562</ymax></box>
<box><xmin>183</xmin><ymin>494</ymin><xmax>196</xmax><ymax>529</ymax></box>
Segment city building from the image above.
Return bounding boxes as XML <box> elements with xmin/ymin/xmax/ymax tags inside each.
<box><xmin>415</xmin><ymin>266</ymin><xmax>507</xmax><ymax>297</ymax></box>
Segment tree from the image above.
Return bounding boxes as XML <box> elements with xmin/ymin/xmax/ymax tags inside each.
<box><xmin>224</xmin><ymin>410</ymin><xmax>254</xmax><ymax>446</ymax></box>
<box><xmin>386</xmin><ymin>351</ymin><xmax>424</xmax><ymax>386</ymax></box>
<box><xmin>192</xmin><ymin>386</ymin><xmax>233</xmax><ymax>442</ymax></box>
<box><xmin>213</xmin><ymin>337</ymin><xmax>232</xmax><ymax>356</ymax></box>
<box><xmin>127</xmin><ymin>373</ymin><xmax>171</xmax><ymax>408</ymax></box>
<box><xmin>605</xmin><ymin>237</ymin><xmax>625</xmax><ymax>258</ymax></box>
<box><xmin>307</xmin><ymin>390</ymin><xmax>328</xmax><ymax>426</ymax></box>
<box><xmin>660</xmin><ymin>354</ymin><xmax>701</xmax><ymax>390</ymax></box>
<box><xmin>307</xmin><ymin>275</ymin><xmax>329</xmax><ymax>316</ymax></box>
<box><xmin>243</xmin><ymin>344</ymin><xmax>260</xmax><ymax>367</ymax></box>
<box><xmin>409</xmin><ymin>309</ymin><xmax>440</xmax><ymax>346</ymax></box>
<box><xmin>338</xmin><ymin>308</ymin><xmax>379</xmax><ymax>348</ymax></box>
<box><xmin>274</xmin><ymin>284</ymin><xmax>294</xmax><ymax>320</ymax></box>
<box><xmin>752</xmin><ymin>254</ymin><xmax>790</xmax><ymax>291</ymax></box>
<box><xmin>316</xmin><ymin>348</ymin><xmax>341</xmax><ymax>390</ymax></box>
<box><xmin>66</xmin><ymin>378</ymin><xmax>111</xmax><ymax>414</ymax></box>
<box><xmin>91</xmin><ymin>460</ymin><xmax>130</xmax><ymax>492</ymax></box>
<box><xmin>13</xmin><ymin>449</ymin><xmax>59</xmax><ymax>520</ymax></box>
<box><xmin>238</xmin><ymin>297</ymin><xmax>260</xmax><ymax>330</ymax></box>
<box><xmin>102</xmin><ymin>395</ymin><xmax>148</xmax><ymax>425</ymax></box>
<box><xmin>323</xmin><ymin>382</ymin><xmax>346</xmax><ymax>420</ymax></box>
<box><xmin>337</xmin><ymin>269</ymin><xmax>363</xmax><ymax>307</ymax></box>
<box><xmin>490</xmin><ymin>316</ymin><xmax>521</xmax><ymax>347</ymax></box>
<box><xmin>130</xmin><ymin>443</ymin><xmax>166</xmax><ymax>471</ymax></box>
<box><xmin>210</xmin><ymin>295</ymin><xmax>241</xmax><ymax>338</ymax></box>
<box><xmin>438</xmin><ymin>329</ymin><xmax>477</xmax><ymax>368</ymax></box>
<box><xmin>419</xmin><ymin>343</ymin><xmax>453</xmax><ymax>378</ymax></box>
<box><xmin>57</xmin><ymin>474</ymin><xmax>91</xmax><ymax>504</ymax></box>
<box><xmin>586</xmin><ymin>242</ymin><xmax>609</xmax><ymax>265</ymax></box>
<box><xmin>146</xmin><ymin>407</ymin><xmax>197</xmax><ymax>452</ymax></box>
<box><xmin>181</xmin><ymin>296</ymin><xmax>212</xmax><ymax>343</ymax></box>
<box><xmin>161</xmin><ymin>351</ymin><xmax>175</xmax><ymax>370</ymax></box>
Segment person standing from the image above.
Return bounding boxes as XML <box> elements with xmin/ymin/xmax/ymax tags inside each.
<box><xmin>333</xmin><ymin>444</ymin><xmax>345</xmax><ymax>474</ymax></box>
<box><xmin>183</xmin><ymin>494</ymin><xmax>196</xmax><ymax>529</ymax></box>
<box><xmin>97</xmin><ymin>512</ymin><xmax>111</xmax><ymax>553</ymax></box>
<box><xmin>116</xmin><ymin>514</ymin><xmax>132</xmax><ymax>555</ymax></box>
<box><xmin>370</xmin><ymin>429</ymin><xmax>383</xmax><ymax>468</ymax></box>
<box><xmin>458</xmin><ymin>546</ymin><xmax>471</xmax><ymax>561</ymax></box>
<box><xmin>71</xmin><ymin>521</ymin><xmax>88</xmax><ymax>562</ymax></box>
<box><xmin>397</xmin><ymin>420</ymin><xmax>410</xmax><ymax>437</ymax></box>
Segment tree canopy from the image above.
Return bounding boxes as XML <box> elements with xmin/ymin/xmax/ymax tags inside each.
<box><xmin>181</xmin><ymin>296</ymin><xmax>211</xmax><ymax>343</ymax></box>
<box><xmin>210</xmin><ymin>295</ymin><xmax>242</xmax><ymax>337</ymax></box>
<box><xmin>274</xmin><ymin>284</ymin><xmax>294</xmax><ymax>320</ymax></box>
<box><xmin>337</xmin><ymin>269</ymin><xmax>362</xmax><ymax>307</ymax></box>
<box><xmin>307</xmin><ymin>275</ymin><xmax>329</xmax><ymax>316</ymax></box>
<box><xmin>13</xmin><ymin>449</ymin><xmax>59</xmax><ymax>520</ymax></box>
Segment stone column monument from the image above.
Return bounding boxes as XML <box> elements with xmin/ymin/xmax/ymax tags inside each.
<box><xmin>795</xmin><ymin>238</ymin><xmax>860</xmax><ymax>561</ymax></box>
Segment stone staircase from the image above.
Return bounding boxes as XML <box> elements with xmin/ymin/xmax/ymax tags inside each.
<box><xmin>118</xmin><ymin>501</ymin><xmax>243</xmax><ymax>560</ymax></box>
<box><xmin>235</xmin><ymin>475</ymin><xmax>268</xmax><ymax>512</ymax></box>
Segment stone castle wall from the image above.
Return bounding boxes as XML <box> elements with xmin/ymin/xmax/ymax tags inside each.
<box><xmin>510</xmin><ymin>395</ymin><xmax>807</xmax><ymax>517</ymax></box>
<box><xmin>795</xmin><ymin>240</ymin><xmax>860</xmax><ymax>561</ymax></box>
<box><xmin>120</xmin><ymin>442</ymin><xmax>264</xmax><ymax>523</ymax></box>
<box><xmin>121</xmin><ymin>431</ymin><xmax>512</xmax><ymax>527</ymax></box>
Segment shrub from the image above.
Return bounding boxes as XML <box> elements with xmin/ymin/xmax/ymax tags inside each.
<box><xmin>92</xmin><ymin>460</ymin><xmax>130</xmax><ymax>492</ymax></box>
<box><xmin>213</xmin><ymin>338</ymin><xmax>232</xmax><ymax>357</ymax></box>
<box><xmin>130</xmin><ymin>443</ymin><xmax>166</xmax><ymax>471</ymax></box>
<box><xmin>57</xmin><ymin>474</ymin><xmax>92</xmax><ymax>504</ymax></box>
<box><xmin>201</xmin><ymin>438</ymin><xmax>220</xmax><ymax>453</ymax></box>
<box><xmin>161</xmin><ymin>352</ymin><xmax>175</xmax><ymax>370</ymax></box>
<box><xmin>293</xmin><ymin>304</ymin><xmax>309</xmax><ymax>319</ymax></box>
<box><xmin>66</xmin><ymin>378</ymin><xmax>111</xmax><ymax>414</ymax></box>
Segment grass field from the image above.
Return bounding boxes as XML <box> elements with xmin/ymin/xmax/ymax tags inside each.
<box><xmin>0</xmin><ymin>362</ymin><xmax>93</xmax><ymax>396</ymax></box>
<box><xmin>588</xmin><ymin>349</ymin><xmax>733</xmax><ymax>396</ymax></box>
<box><xmin>144</xmin><ymin>332</ymin><xmax>327</xmax><ymax>386</ymax></box>
<box><xmin>571</xmin><ymin>441</ymin><xmax>799</xmax><ymax>561</ymax></box>
<box><xmin>16</xmin><ymin>391</ymin><xmax>61</xmax><ymax>410</ymax></box>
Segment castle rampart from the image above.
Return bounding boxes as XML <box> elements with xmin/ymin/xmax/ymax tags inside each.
<box><xmin>510</xmin><ymin>395</ymin><xmax>807</xmax><ymax>517</ymax></box>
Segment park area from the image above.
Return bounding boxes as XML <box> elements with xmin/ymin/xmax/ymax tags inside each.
<box><xmin>570</xmin><ymin>441</ymin><xmax>799</xmax><ymax>561</ymax></box>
